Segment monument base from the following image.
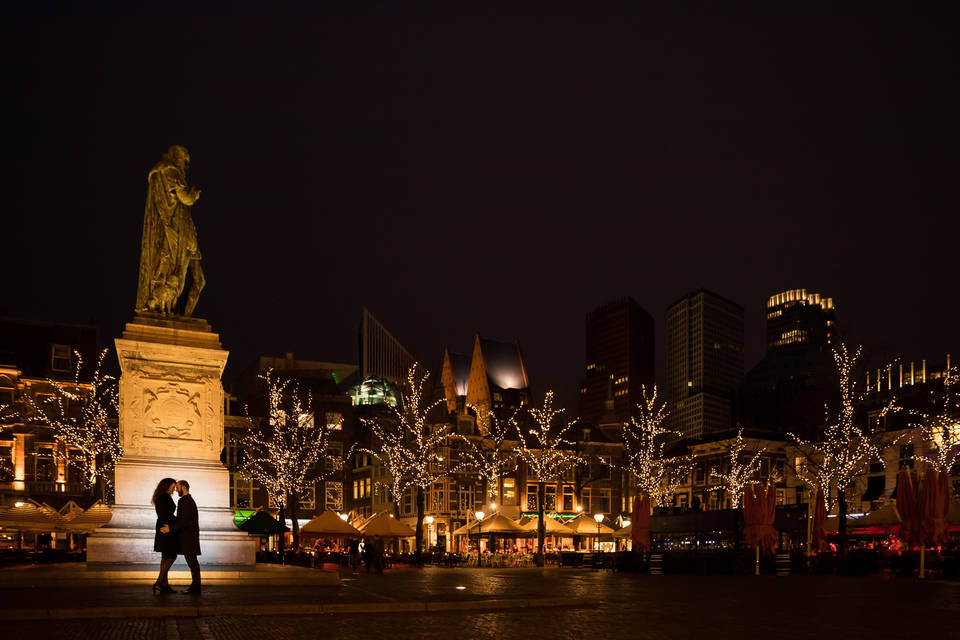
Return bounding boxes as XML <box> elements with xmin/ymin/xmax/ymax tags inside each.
<box><xmin>87</xmin><ymin>315</ymin><xmax>257</xmax><ymax>568</ymax></box>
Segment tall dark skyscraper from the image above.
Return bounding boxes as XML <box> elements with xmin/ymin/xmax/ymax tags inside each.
<box><xmin>578</xmin><ymin>297</ymin><xmax>655</xmax><ymax>426</ymax></box>
<box><xmin>765</xmin><ymin>289</ymin><xmax>836</xmax><ymax>354</ymax></box>
<box><xmin>738</xmin><ymin>289</ymin><xmax>839</xmax><ymax>438</ymax></box>
<box><xmin>666</xmin><ymin>290</ymin><xmax>744</xmax><ymax>440</ymax></box>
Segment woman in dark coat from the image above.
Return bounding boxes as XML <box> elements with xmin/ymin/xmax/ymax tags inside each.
<box><xmin>151</xmin><ymin>477</ymin><xmax>179</xmax><ymax>594</ymax></box>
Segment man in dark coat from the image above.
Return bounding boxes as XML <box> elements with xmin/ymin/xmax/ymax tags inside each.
<box><xmin>161</xmin><ymin>479</ymin><xmax>201</xmax><ymax>593</ymax></box>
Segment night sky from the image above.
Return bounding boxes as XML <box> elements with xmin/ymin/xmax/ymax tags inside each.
<box><xmin>4</xmin><ymin>4</ymin><xmax>957</xmax><ymax>408</ymax></box>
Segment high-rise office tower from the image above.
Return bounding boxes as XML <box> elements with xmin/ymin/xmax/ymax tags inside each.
<box><xmin>737</xmin><ymin>289</ymin><xmax>838</xmax><ymax>438</ymax></box>
<box><xmin>578</xmin><ymin>297</ymin><xmax>655</xmax><ymax>427</ymax></box>
<box><xmin>765</xmin><ymin>289</ymin><xmax>836</xmax><ymax>354</ymax></box>
<box><xmin>666</xmin><ymin>290</ymin><xmax>744</xmax><ymax>440</ymax></box>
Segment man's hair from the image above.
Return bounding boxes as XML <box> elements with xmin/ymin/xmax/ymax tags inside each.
<box><xmin>178</xmin><ymin>479</ymin><xmax>190</xmax><ymax>491</ymax></box>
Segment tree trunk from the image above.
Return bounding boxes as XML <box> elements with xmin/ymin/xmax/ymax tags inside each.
<box><xmin>536</xmin><ymin>481</ymin><xmax>546</xmax><ymax>567</ymax></box>
<box><xmin>290</xmin><ymin>489</ymin><xmax>301</xmax><ymax>552</ymax></box>
<box><xmin>415</xmin><ymin>485</ymin><xmax>425</xmax><ymax>563</ymax></box>
<box><xmin>837</xmin><ymin>487</ymin><xmax>848</xmax><ymax>568</ymax></box>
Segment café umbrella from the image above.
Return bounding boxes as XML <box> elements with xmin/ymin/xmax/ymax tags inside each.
<box><xmin>894</xmin><ymin>470</ymin><xmax>919</xmax><ymax>546</ymax></box>
<box><xmin>65</xmin><ymin>500</ymin><xmax>113</xmax><ymax>534</ymax></box>
<box><xmin>743</xmin><ymin>484</ymin><xmax>777</xmax><ymax>574</ymax></box>
<box><xmin>453</xmin><ymin>513</ymin><xmax>527</xmax><ymax>536</ymax></box>
<box><xmin>357</xmin><ymin>513</ymin><xmax>416</xmax><ymax>538</ymax></box>
<box><xmin>630</xmin><ymin>494</ymin><xmax>651</xmax><ymax>553</ymax></box>
<box><xmin>301</xmin><ymin>510</ymin><xmax>361</xmax><ymax>538</ymax></box>
<box><xmin>238</xmin><ymin>510</ymin><xmax>289</xmax><ymax>536</ymax></box>
<box><xmin>811</xmin><ymin>489</ymin><xmax>828</xmax><ymax>554</ymax></box>
<box><xmin>516</xmin><ymin>515</ymin><xmax>570</xmax><ymax>535</ymax></box>
<box><xmin>0</xmin><ymin>500</ymin><xmax>67</xmax><ymax>532</ymax></box>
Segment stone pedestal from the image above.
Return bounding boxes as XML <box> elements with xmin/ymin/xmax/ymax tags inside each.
<box><xmin>86</xmin><ymin>314</ymin><xmax>256</xmax><ymax>567</ymax></box>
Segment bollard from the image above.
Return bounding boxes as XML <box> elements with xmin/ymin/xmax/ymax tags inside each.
<box><xmin>775</xmin><ymin>552</ymin><xmax>790</xmax><ymax>576</ymax></box>
<box><xmin>650</xmin><ymin>553</ymin><xmax>663</xmax><ymax>575</ymax></box>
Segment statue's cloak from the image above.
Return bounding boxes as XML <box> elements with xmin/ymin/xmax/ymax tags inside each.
<box><xmin>135</xmin><ymin>156</ymin><xmax>200</xmax><ymax>312</ymax></box>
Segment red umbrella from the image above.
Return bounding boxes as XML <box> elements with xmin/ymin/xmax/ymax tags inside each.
<box><xmin>759</xmin><ymin>485</ymin><xmax>777</xmax><ymax>555</ymax></box>
<box><xmin>743</xmin><ymin>485</ymin><xmax>777</xmax><ymax>556</ymax></box>
<box><xmin>810</xmin><ymin>489</ymin><xmax>827</xmax><ymax>555</ymax></box>
<box><xmin>895</xmin><ymin>470</ymin><xmax>918</xmax><ymax>547</ymax></box>
<box><xmin>919</xmin><ymin>468</ymin><xmax>950</xmax><ymax>548</ymax></box>
<box><xmin>630</xmin><ymin>494</ymin><xmax>651</xmax><ymax>552</ymax></box>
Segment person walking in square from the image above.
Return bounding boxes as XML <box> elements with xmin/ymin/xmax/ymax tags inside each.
<box><xmin>348</xmin><ymin>537</ymin><xmax>361</xmax><ymax>573</ymax></box>
<box><xmin>373</xmin><ymin>535</ymin><xmax>385</xmax><ymax>574</ymax></box>
<box><xmin>161</xmin><ymin>480</ymin><xmax>202</xmax><ymax>593</ymax></box>
<box><xmin>151</xmin><ymin>477</ymin><xmax>179</xmax><ymax>594</ymax></box>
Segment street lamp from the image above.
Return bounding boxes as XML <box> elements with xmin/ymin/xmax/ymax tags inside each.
<box><xmin>425</xmin><ymin>515</ymin><xmax>435</xmax><ymax>551</ymax></box>
<box><xmin>594</xmin><ymin>513</ymin><xmax>604</xmax><ymax>552</ymax></box>
<box><xmin>474</xmin><ymin>510</ymin><xmax>485</xmax><ymax>567</ymax></box>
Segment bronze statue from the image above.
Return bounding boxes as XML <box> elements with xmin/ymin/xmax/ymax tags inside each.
<box><xmin>136</xmin><ymin>145</ymin><xmax>206</xmax><ymax>316</ymax></box>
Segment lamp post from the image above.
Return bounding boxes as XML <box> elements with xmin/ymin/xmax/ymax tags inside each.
<box><xmin>621</xmin><ymin>519</ymin><xmax>631</xmax><ymax>551</ymax></box>
<box><xmin>594</xmin><ymin>513</ymin><xmax>604</xmax><ymax>553</ymax></box>
<box><xmin>425</xmin><ymin>515</ymin><xmax>434</xmax><ymax>552</ymax></box>
<box><xmin>474</xmin><ymin>510</ymin><xmax>485</xmax><ymax>567</ymax></box>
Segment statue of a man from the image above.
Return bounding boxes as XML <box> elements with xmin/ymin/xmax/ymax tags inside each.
<box><xmin>135</xmin><ymin>145</ymin><xmax>206</xmax><ymax>316</ymax></box>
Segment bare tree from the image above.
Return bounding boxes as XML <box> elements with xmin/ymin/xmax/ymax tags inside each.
<box><xmin>465</xmin><ymin>408</ymin><xmax>517</xmax><ymax>507</ymax></box>
<box><xmin>362</xmin><ymin>364</ymin><xmax>467</xmax><ymax>559</ymax></box>
<box><xmin>239</xmin><ymin>370</ymin><xmax>342</xmax><ymax>553</ymax></box>
<box><xmin>32</xmin><ymin>349</ymin><xmax>121</xmax><ymax>502</ymax></box>
<box><xmin>708</xmin><ymin>427</ymin><xmax>765</xmax><ymax>509</ymax></box>
<box><xmin>619</xmin><ymin>385</ymin><xmax>692</xmax><ymax>507</ymax></box>
<box><xmin>789</xmin><ymin>343</ymin><xmax>894</xmax><ymax>563</ymax></box>
<box><xmin>515</xmin><ymin>391</ymin><xmax>581</xmax><ymax>566</ymax></box>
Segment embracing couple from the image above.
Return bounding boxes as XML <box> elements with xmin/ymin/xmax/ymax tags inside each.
<box><xmin>151</xmin><ymin>478</ymin><xmax>202</xmax><ymax>594</ymax></box>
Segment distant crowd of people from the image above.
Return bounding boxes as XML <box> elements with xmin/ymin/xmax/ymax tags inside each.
<box><xmin>311</xmin><ymin>535</ymin><xmax>386</xmax><ymax>573</ymax></box>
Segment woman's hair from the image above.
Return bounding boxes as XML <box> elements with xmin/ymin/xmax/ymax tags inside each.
<box><xmin>151</xmin><ymin>477</ymin><xmax>178</xmax><ymax>505</ymax></box>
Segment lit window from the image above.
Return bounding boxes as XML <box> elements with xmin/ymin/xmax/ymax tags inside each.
<box><xmin>325</xmin><ymin>411</ymin><xmax>343</xmax><ymax>430</ymax></box>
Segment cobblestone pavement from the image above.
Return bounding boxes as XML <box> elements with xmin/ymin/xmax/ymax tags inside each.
<box><xmin>5</xmin><ymin>568</ymin><xmax>959</xmax><ymax>640</ymax></box>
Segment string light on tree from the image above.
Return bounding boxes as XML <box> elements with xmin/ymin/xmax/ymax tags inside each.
<box><xmin>515</xmin><ymin>390</ymin><xmax>582</xmax><ymax>566</ymax></box>
<box><xmin>789</xmin><ymin>343</ymin><xmax>895</xmax><ymax>562</ymax></box>
<box><xmin>239</xmin><ymin>369</ymin><xmax>344</xmax><ymax>552</ymax></box>
<box><xmin>618</xmin><ymin>385</ymin><xmax>692</xmax><ymax>507</ymax></box>
<box><xmin>465</xmin><ymin>407</ymin><xmax>517</xmax><ymax>507</ymax></box>
<box><xmin>32</xmin><ymin>349</ymin><xmax>122</xmax><ymax>499</ymax></box>
<box><xmin>361</xmin><ymin>364</ymin><xmax>469</xmax><ymax>558</ymax></box>
<box><xmin>708</xmin><ymin>426</ymin><xmax>765</xmax><ymax>508</ymax></box>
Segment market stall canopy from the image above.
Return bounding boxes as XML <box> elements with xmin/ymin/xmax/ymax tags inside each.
<box><xmin>66</xmin><ymin>501</ymin><xmax>113</xmax><ymax>533</ymax></box>
<box><xmin>453</xmin><ymin>513</ymin><xmax>528</xmax><ymax>536</ymax></box>
<box><xmin>358</xmin><ymin>513</ymin><xmax>416</xmax><ymax>538</ymax></box>
<box><xmin>58</xmin><ymin>501</ymin><xmax>84</xmax><ymax>522</ymax></box>
<box><xmin>301</xmin><ymin>510</ymin><xmax>360</xmax><ymax>537</ymax></box>
<box><xmin>237</xmin><ymin>510</ymin><xmax>289</xmax><ymax>536</ymax></box>
<box><xmin>613</xmin><ymin>524</ymin><xmax>632</xmax><ymax>538</ymax></box>
<box><xmin>564</xmin><ymin>513</ymin><xmax>615</xmax><ymax>535</ymax></box>
<box><xmin>517</xmin><ymin>515</ymin><xmax>571</xmax><ymax>534</ymax></box>
<box><xmin>0</xmin><ymin>500</ymin><xmax>67</xmax><ymax>532</ymax></box>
